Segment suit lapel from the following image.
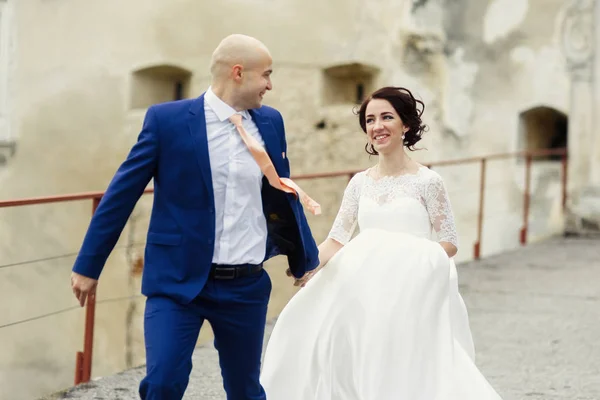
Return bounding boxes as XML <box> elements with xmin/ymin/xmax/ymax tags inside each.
<box><xmin>187</xmin><ymin>94</ymin><xmax>214</xmax><ymax>194</ymax></box>
<box><xmin>249</xmin><ymin>109</ymin><xmax>283</xmax><ymax>173</ymax></box>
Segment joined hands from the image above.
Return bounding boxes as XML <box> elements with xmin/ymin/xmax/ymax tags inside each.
<box><xmin>286</xmin><ymin>267</ymin><xmax>319</xmax><ymax>287</ymax></box>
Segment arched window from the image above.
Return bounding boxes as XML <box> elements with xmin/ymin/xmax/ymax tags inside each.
<box><xmin>130</xmin><ymin>65</ymin><xmax>192</xmax><ymax>110</ymax></box>
<box><xmin>518</xmin><ymin>106</ymin><xmax>568</xmax><ymax>161</ymax></box>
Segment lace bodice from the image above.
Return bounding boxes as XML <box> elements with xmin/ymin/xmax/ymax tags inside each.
<box><xmin>328</xmin><ymin>166</ymin><xmax>458</xmax><ymax>247</ymax></box>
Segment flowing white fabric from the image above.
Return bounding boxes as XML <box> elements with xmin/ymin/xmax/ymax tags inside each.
<box><xmin>260</xmin><ymin>167</ymin><xmax>502</xmax><ymax>400</ymax></box>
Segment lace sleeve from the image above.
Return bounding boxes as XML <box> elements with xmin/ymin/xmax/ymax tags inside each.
<box><xmin>424</xmin><ymin>172</ymin><xmax>458</xmax><ymax>248</ymax></box>
<box><xmin>327</xmin><ymin>173</ymin><xmax>363</xmax><ymax>245</ymax></box>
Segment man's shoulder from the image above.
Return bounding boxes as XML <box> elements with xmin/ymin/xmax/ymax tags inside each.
<box><xmin>256</xmin><ymin>104</ymin><xmax>282</xmax><ymax>120</ymax></box>
<box><xmin>150</xmin><ymin>98</ymin><xmax>196</xmax><ymax>116</ymax></box>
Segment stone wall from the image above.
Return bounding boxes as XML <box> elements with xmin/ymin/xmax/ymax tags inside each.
<box><xmin>0</xmin><ymin>0</ymin><xmax>16</xmax><ymax>169</ymax></box>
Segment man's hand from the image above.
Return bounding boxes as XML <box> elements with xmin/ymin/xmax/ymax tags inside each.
<box><xmin>286</xmin><ymin>268</ymin><xmax>318</xmax><ymax>287</ymax></box>
<box><xmin>71</xmin><ymin>272</ymin><xmax>98</xmax><ymax>307</ymax></box>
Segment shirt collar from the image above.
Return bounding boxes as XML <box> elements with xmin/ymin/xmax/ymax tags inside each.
<box><xmin>205</xmin><ymin>86</ymin><xmax>250</xmax><ymax>122</ymax></box>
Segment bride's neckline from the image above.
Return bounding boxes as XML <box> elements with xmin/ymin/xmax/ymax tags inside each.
<box><xmin>365</xmin><ymin>164</ymin><xmax>427</xmax><ymax>182</ymax></box>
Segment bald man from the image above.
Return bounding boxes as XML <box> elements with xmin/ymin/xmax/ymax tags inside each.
<box><xmin>70</xmin><ymin>34</ymin><xmax>319</xmax><ymax>400</ymax></box>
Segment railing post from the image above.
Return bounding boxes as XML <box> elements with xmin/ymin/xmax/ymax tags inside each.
<box><xmin>561</xmin><ymin>152</ymin><xmax>568</xmax><ymax>210</ymax></box>
<box><xmin>520</xmin><ymin>154</ymin><xmax>532</xmax><ymax>245</ymax></box>
<box><xmin>75</xmin><ymin>196</ymin><xmax>101</xmax><ymax>385</ymax></box>
<box><xmin>74</xmin><ymin>351</ymin><xmax>83</xmax><ymax>385</ymax></box>
<box><xmin>474</xmin><ymin>158</ymin><xmax>486</xmax><ymax>260</ymax></box>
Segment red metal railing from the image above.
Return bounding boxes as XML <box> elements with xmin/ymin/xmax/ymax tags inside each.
<box><xmin>0</xmin><ymin>147</ymin><xmax>568</xmax><ymax>385</ymax></box>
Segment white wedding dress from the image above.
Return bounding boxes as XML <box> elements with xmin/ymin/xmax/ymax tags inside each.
<box><xmin>260</xmin><ymin>166</ymin><xmax>502</xmax><ymax>399</ymax></box>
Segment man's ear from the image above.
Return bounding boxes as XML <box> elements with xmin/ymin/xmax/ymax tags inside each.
<box><xmin>232</xmin><ymin>64</ymin><xmax>244</xmax><ymax>81</ymax></box>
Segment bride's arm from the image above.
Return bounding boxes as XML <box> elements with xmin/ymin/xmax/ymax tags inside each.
<box><xmin>291</xmin><ymin>173</ymin><xmax>362</xmax><ymax>286</ymax></box>
<box><xmin>317</xmin><ymin>172</ymin><xmax>362</xmax><ymax>266</ymax></box>
<box><xmin>316</xmin><ymin>238</ymin><xmax>344</xmax><ymax>269</ymax></box>
<box><xmin>425</xmin><ymin>172</ymin><xmax>459</xmax><ymax>258</ymax></box>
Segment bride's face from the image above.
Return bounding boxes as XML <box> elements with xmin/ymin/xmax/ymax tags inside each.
<box><xmin>365</xmin><ymin>99</ymin><xmax>408</xmax><ymax>155</ymax></box>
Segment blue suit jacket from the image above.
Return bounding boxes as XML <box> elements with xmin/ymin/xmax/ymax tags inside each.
<box><xmin>72</xmin><ymin>94</ymin><xmax>319</xmax><ymax>304</ymax></box>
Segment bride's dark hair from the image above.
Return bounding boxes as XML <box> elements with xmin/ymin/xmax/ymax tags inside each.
<box><xmin>355</xmin><ymin>86</ymin><xmax>428</xmax><ymax>155</ymax></box>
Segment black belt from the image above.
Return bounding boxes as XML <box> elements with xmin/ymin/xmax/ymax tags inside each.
<box><xmin>209</xmin><ymin>263</ymin><xmax>263</xmax><ymax>280</ymax></box>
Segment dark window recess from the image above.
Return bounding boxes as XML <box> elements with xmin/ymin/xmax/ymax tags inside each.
<box><xmin>174</xmin><ymin>81</ymin><xmax>184</xmax><ymax>100</ymax></box>
<box><xmin>356</xmin><ymin>83</ymin><xmax>365</xmax><ymax>103</ymax></box>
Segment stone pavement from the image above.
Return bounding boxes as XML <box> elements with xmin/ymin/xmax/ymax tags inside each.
<box><xmin>42</xmin><ymin>237</ymin><xmax>600</xmax><ymax>400</ymax></box>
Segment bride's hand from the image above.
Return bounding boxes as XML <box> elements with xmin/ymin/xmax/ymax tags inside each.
<box><xmin>439</xmin><ymin>241</ymin><xmax>457</xmax><ymax>258</ymax></box>
<box><xmin>286</xmin><ymin>268</ymin><xmax>318</xmax><ymax>287</ymax></box>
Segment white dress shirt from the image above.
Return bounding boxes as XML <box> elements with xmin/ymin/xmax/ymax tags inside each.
<box><xmin>204</xmin><ymin>87</ymin><xmax>268</xmax><ymax>265</ymax></box>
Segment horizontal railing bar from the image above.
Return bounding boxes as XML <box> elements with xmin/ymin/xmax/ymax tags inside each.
<box><xmin>0</xmin><ymin>243</ymin><xmax>146</xmax><ymax>271</ymax></box>
<box><xmin>0</xmin><ymin>148</ymin><xmax>567</xmax><ymax>207</ymax></box>
<box><xmin>0</xmin><ymin>294</ymin><xmax>144</xmax><ymax>330</ymax></box>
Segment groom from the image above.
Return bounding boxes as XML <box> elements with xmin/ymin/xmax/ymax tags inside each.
<box><xmin>70</xmin><ymin>34</ymin><xmax>319</xmax><ymax>399</ymax></box>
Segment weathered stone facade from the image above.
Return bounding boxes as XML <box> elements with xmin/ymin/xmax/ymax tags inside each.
<box><xmin>0</xmin><ymin>0</ymin><xmax>597</xmax><ymax>399</ymax></box>
<box><xmin>561</xmin><ymin>0</ymin><xmax>600</xmax><ymax>233</ymax></box>
<box><xmin>0</xmin><ymin>0</ymin><xmax>16</xmax><ymax>168</ymax></box>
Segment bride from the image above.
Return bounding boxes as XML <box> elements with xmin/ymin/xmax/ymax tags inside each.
<box><xmin>260</xmin><ymin>87</ymin><xmax>503</xmax><ymax>399</ymax></box>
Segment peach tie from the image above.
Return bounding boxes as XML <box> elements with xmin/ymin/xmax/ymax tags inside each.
<box><xmin>229</xmin><ymin>114</ymin><xmax>321</xmax><ymax>215</ymax></box>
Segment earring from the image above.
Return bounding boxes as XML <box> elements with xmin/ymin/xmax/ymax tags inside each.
<box><xmin>402</xmin><ymin>134</ymin><xmax>406</xmax><ymax>140</ymax></box>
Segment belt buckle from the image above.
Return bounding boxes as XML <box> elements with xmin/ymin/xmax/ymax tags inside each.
<box><xmin>216</xmin><ymin>267</ymin><xmax>237</xmax><ymax>280</ymax></box>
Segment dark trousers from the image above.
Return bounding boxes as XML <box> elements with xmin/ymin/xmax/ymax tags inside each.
<box><xmin>139</xmin><ymin>268</ymin><xmax>271</xmax><ymax>400</ymax></box>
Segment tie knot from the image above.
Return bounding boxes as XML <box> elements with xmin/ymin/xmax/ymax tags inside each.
<box><xmin>229</xmin><ymin>113</ymin><xmax>243</xmax><ymax>127</ymax></box>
